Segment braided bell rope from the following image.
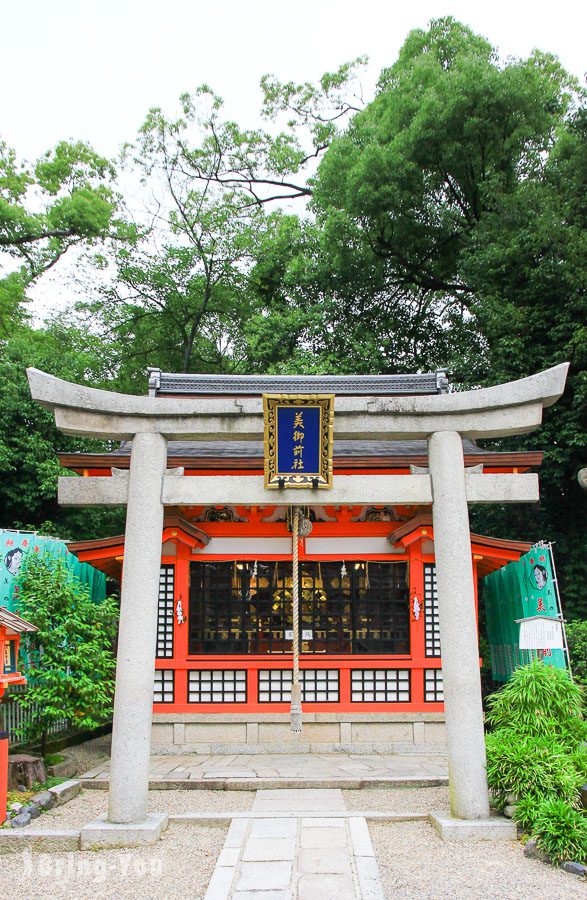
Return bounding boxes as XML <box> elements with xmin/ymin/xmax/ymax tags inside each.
<box><xmin>290</xmin><ymin>506</ymin><xmax>302</xmax><ymax>733</ymax></box>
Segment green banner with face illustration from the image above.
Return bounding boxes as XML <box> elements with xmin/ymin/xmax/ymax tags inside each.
<box><xmin>1</xmin><ymin>530</ymin><xmax>106</xmax><ymax>612</ymax></box>
<box><xmin>483</xmin><ymin>544</ymin><xmax>566</xmax><ymax>682</ymax></box>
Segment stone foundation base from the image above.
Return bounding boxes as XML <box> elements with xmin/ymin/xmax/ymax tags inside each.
<box><xmin>429</xmin><ymin>812</ymin><xmax>516</xmax><ymax>841</ymax></box>
<box><xmin>80</xmin><ymin>813</ymin><xmax>169</xmax><ymax>849</ymax></box>
<box><xmin>151</xmin><ymin>713</ymin><xmax>447</xmax><ymax>754</ymax></box>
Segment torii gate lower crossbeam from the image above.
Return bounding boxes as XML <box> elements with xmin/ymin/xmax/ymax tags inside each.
<box><xmin>27</xmin><ymin>364</ymin><xmax>568</xmax><ymax>840</ymax></box>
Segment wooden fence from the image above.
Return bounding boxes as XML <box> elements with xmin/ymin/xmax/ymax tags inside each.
<box><xmin>1</xmin><ymin>686</ymin><xmax>70</xmax><ymax>745</ymax></box>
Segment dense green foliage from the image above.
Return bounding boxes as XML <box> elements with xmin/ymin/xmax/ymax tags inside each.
<box><xmin>513</xmin><ymin>794</ymin><xmax>587</xmax><ymax>863</ymax></box>
<box><xmin>486</xmin><ymin>659</ymin><xmax>585</xmax><ymax>739</ymax></box>
<box><xmin>311</xmin><ymin>18</ymin><xmax>586</xmax><ymax>614</ymax></box>
<box><xmin>0</xmin><ymin>16</ymin><xmax>584</xmax><ymax>616</ymax></box>
<box><xmin>0</xmin><ymin>322</ymin><xmax>125</xmax><ymax>537</ymax></box>
<box><xmin>566</xmin><ymin>620</ymin><xmax>587</xmax><ymax>685</ymax></box>
<box><xmin>485</xmin><ymin>661</ymin><xmax>586</xmax><ymax>864</ymax></box>
<box><xmin>531</xmin><ymin>798</ymin><xmax>587</xmax><ymax>864</ymax></box>
<box><xmin>15</xmin><ymin>555</ymin><xmax>118</xmax><ymax>752</ymax></box>
<box><xmin>485</xmin><ymin>730</ymin><xmax>583</xmax><ymax>807</ymax></box>
<box><xmin>315</xmin><ymin>20</ymin><xmax>573</xmax><ymax>303</ymax></box>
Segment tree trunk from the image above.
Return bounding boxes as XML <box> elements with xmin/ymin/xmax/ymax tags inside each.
<box><xmin>7</xmin><ymin>754</ymin><xmax>47</xmax><ymax>790</ymax></box>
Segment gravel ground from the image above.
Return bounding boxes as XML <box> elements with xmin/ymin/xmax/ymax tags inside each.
<box><xmin>0</xmin><ymin>823</ymin><xmax>226</xmax><ymax>900</ymax></box>
<box><xmin>57</xmin><ymin>734</ymin><xmax>111</xmax><ymax>776</ymax></box>
<box><xmin>41</xmin><ymin>788</ymin><xmax>254</xmax><ymax>828</ymax></box>
<box><xmin>370</xmin><ymin>821</ymin><xmax>582</xmax><ymax>900</ymax></box>
<box><xmin>343</xmin><ymin>786</ymin><xmax>450</xmax><ymax>812</ymax></box>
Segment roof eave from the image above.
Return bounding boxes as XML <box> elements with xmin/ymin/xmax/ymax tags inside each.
<box><xmin>58</xmin><ymin>450</ymin><xmax>544</xmax><ymax>471</ymax></box>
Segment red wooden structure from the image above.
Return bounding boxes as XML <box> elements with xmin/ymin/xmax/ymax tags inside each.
<box><xmin>65</xmin><ymin>444</ymin><xmax>535</xmax><ymax>719</ymax></box>
<box><xmin>0</xmin><ymin>607</ymin><xmax>37</xmax><ymax>824</ymax></box>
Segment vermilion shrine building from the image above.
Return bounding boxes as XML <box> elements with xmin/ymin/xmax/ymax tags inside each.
<box><xmin>29</xmin><ymin>362</ymin><xmax>567</xmax><ymax>834</ymax></box>
<box><xmin>62</xmin><ymin>371</ymin><xmax>536</xmax><ymax>750</ymax></box>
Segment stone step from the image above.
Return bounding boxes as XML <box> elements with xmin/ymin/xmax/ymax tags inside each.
<box><xmin>169</xmin><ymin>810</ymin><xmax>428</xmax><ymax>825</ymax></box>
<box><xmin>80</xmin><ymin>774</ymin><xmax>448</xmax><ymax>791</ymax></box>
<box><xmin>150</xmin><ymin>742</ymin><xmax>448</xmax><ymax>755</ymax></box>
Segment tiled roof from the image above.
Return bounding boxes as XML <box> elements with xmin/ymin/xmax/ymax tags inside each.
<box><xmin>0</xmin><ymin>607</ymin><xmax>37</xmax><ymax>633</ymax></box>
<box><xmin>147</xmin><ymin>369</ymin><xmax>449</xmax><ymax>397</ymax></box>
<box><xmin>111</xmin><ymin>438</ymin><xmax>485</xmax><ymax>459</ymax></box>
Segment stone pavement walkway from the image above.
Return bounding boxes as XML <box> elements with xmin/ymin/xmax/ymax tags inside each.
<box><xmin>204</xmin><ymin>789</ymin><xmax>383</xmax><ymax>899</ymax></box>
<box><xmin>80</xmin><ymin>751</ymin><xmax>448</xmax><ymax>789</ymax></box>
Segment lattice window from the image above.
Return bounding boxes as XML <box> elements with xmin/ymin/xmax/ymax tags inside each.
<box><xmin>424</xmin><ymin>669</ymin><xmax>444</xmax><ymax>702</ymax></box>
<box><xmin>258</xmin><ymin>670</ymin><xmax>291</xmax><ymax>703</ymax></box>
<box><xmin>301</xmin><ymin>670</ymin><xmax>339</xmax><ymax>702</ymax></box>
<box><xmin>157</xmin><ymin>565</ymin><xmax>174</xmax><ymax>659</ymax></box>
<box><xmin>424</xmin><ymin>565</ymin><xmax>441</xmax><ymax>657</ymax></box>
<box><xmin>153</xmin><ymin>669</ymin><xmax>174</xmax><ymax>703</ymax></box>
<box><xmin>258</xmin><ymin>669</ymin><xmax>339</xmax><ymax>703</ymax></box>
<box><xmin>351</xmin><ymin>669</ymin><xmax>411</xmax><ymax>702</ymax></box>
<box><xmin>188</xmin><ymin>670</ymin><xmax>247</xmax><ymax>703</ymax></box>
<box><xmin>188</xmin><ymin>560</ymin><xmax>409</xmax><ymax>655</ymax></box>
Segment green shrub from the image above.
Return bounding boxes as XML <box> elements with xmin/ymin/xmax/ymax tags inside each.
<box><xmin>557</xmin><ymin>715</ymin><xmax>587</xmax><ymax>748</ymax></box>
<box><xmin>566</xmin><ymin>620</ymin><xmax>587</xmax><ymax>685</ymax></box>
<box><xmin>16</xmin><ymin>555</ymin><xmax>118</xmax><ymax>755</ymax></box>
<box><xmin>486</xmin><ymin>660</ymin><xmax>587</xmax><ymax>859</ymax></box>
<box><xmin>571</xmin><ymin>744</ymin><xmax>587</xmax><ymax>780</ymax></box>
<box><xmin>485</xmin><ymin>731</ymin><xmax>583</xmax><ymax>808</ymax></box>
<box><xmin>486</xmin><ymin>659</ymin><xmax>584</xmax><ymax>741</ymax></box>
<box><xmin>513</xmin><ymin>796</ymin><xmax>542</xmax><ymax>832</ymax></box>
<box><xmin>532</xmin><ymin>798</ymin><xmax>587</xmax><ymax>864</ymax></box>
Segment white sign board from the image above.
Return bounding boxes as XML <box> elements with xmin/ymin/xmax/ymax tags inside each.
<box><xmin>285</xmin><ymin>630</ymin><xmax>313</xmax><ymax>640</ymax></box>
<box><xmin>518</xmin><ymin>617</ymin><xmax>564</xmax><ymax>650</ymax></box>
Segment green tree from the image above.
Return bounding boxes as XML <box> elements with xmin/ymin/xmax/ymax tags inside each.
<box><xmin>313</xmin><ymin>18</ymin><xmax>578</xmax><ymax>308</ymax></box>
<box><xmin>79</xmin><ymin>99</ymin><xmax>280</xmax><ymax>385</ymax></box>
<box><xmin>0</xmin><ymin>138</ymin><xmax>117</xmax><ymax>329</ymax></box>
<box><xmin>16</xmin><ymin>554</ymin><xmax>118</xmax><ymax>756</ymax></box>
<box><xmin>242</xmin><ymin>210</ymin><xmax>484</xmax><ymax>376</ymax></box>
<box><xmin>0</xmin><ymin>321</ymin><xmax>125</xmax><ymax>538</ymax></box>
<box><xmin>135</xmin><ymin>62</ymin><xmax>366</xmax><ymax>210</ymax></box>
<box><xmin>566</xmin><ymin>620</ymin><xmax>587</xmax><ymax>685</ymax></box>
<box><xmin>229</xmin><ymin>19</ymin><xmax>561</xmax><ymax>379</ymax></box>
<box><xmin>464</xmin><ymin>107</ymin><xmax>587</xmax><ymax>615</ymax></box>
<box><xmin>309</xmin><ymin>17</ymin><xmax>586</xmax><ymax>613</ymax></box>
<box><xmin>86</xmin><ymin>195</ymin><xmax>260</xmax><ymax>383</ymax></box>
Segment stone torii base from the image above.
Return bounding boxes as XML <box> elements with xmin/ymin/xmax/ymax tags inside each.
<box><xmin>27</xmin><ymin>364</ymin><xmax>568</xmax><ymax>846</ymax></box>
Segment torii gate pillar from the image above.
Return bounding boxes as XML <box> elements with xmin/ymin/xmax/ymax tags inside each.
<box><xmin>108</xmin><ymin>433</ymin><xmax>167</xmax><ymax>824</ymax></box>
<box><xmin>429</xmin><ymin>431</ymin><xmax>489</xmax><ymax>818</ymax></box>
<box><xmin>26</xmin><ymin>363</ymin><xmax>568</xmax><ymax>842</ymax></box>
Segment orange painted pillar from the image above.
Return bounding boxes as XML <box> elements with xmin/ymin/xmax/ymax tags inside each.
<box><xmin>409</xmin><ymin>543</ymin><xmax>426</xmax><ymax>706</ymax></box>
<box><xmin>174</xmin><ymin>547</ymin><xmax>190</xmax><ymax>706</ymax></box>
<box><xmin>0</xmin><ymin>729</ymin><xmax>8</xmax><ymax>826</ymax></box>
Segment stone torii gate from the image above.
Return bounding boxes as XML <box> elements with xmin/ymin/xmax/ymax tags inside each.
<box><xmin>28</xmin><ymin>363</ymin><xmax>568</xmax><ymax>842</ymax></box>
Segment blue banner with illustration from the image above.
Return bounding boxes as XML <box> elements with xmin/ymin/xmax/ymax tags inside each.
<box><xmin>1</xmin><ymin>530</ymin><xmax>106</xmax><ymax>612</ymax></box>
<box><xmin>484</xmin><ymin>544</ymin><xmax>566</xmax><ymax>681</ymax></box>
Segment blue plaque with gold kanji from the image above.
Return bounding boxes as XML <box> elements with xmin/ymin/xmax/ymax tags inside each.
<box><xmin>263</xmin><ymin>395</ymin><xmax>334</xmax><ymax>489</ymax></box>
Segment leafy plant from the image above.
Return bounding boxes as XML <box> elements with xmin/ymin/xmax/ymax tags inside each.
<box><xmin>566</xmin><ymin>620</ymin><xmax>587</xmax><ymax>685</ymax></box>
<box><xmin>532</xmin><ymin>798</ymin><xmax>587</xmax><ymax>864</ymax></box>
<box><xmin>485</xmin><ymin>730</ymin><xmax>583</xmax><ymax>808</ymax></box>
<box><xmin>512</xmin><ymin>796</ymin><xmax>542</xmax><ymax>833</ymax></box>
<box><xmin>570</xmin><ymin>744</ymin><xmax>587</xmax><ymax>780</ymax></box>
<box><xmin>485</xmin><ymin>659</ymin><xmax>584</xmax><ymax>741</ymax></box>
<box><xmin>15</xmin><ymin>554</ymin><xmax>118</xmax><ymax>756</ymax></box>
<box><xmin>43</xmin><ymin>753</ymin><xmax>65</xmax><ymax>767</ymax></box>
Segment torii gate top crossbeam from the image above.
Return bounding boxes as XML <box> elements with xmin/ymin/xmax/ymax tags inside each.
<box><xmin>27</xmin><ymin>364</ymin><xmax>568</xmax><ymax>442</ymax></box>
